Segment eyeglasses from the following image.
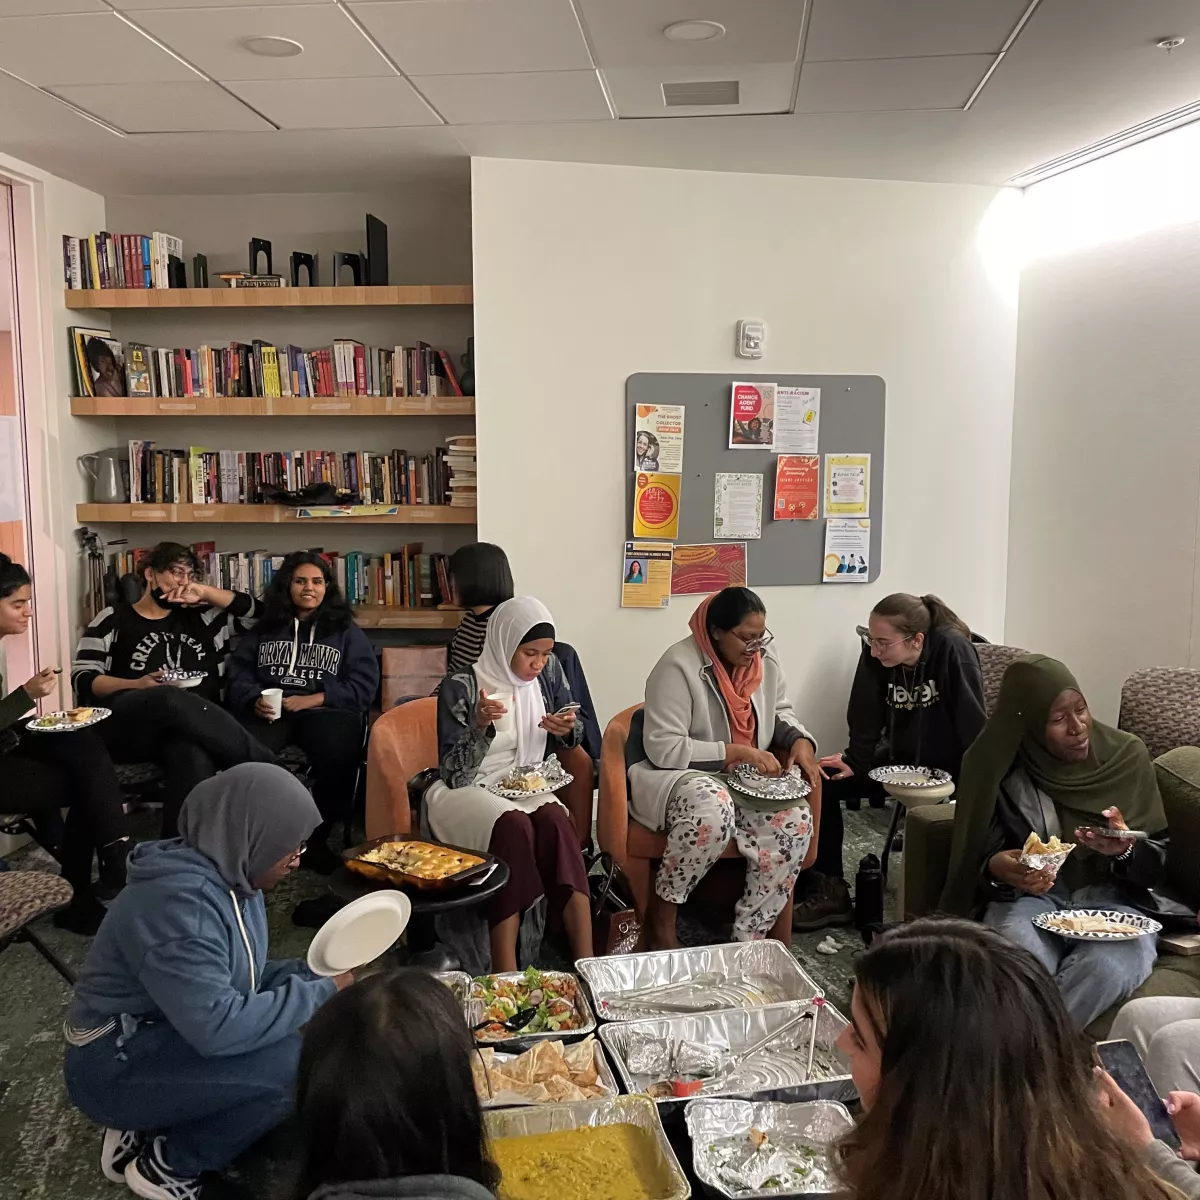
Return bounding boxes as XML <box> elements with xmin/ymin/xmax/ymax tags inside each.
<box><xmin>732</xmin><ymin>628</ymin><xmax>774</xmax><ymax>653</ymax></box>
<box><xmin>856</xmin><ymin>624</ymin><xmax>912</xmax><ymax>651</ymax></box>
<box><xmin>162</xmin><ymin>564</ymin><xmax>196</xmax><ymax>583</ymax></box>
<box><xmin>287</xmin><ymin>842</ymin><xmax>308</xmax><ymax>864</ymax></box>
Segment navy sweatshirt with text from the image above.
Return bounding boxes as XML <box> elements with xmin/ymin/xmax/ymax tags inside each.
<box><xmin>226</xmin><ymin>616</ymin><xmax>379</xmax><ymax>713</ymax></box>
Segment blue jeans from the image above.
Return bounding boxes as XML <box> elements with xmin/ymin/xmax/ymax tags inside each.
<box><xmin>64</xmin><ymin>1021</ymin><xmax>299</xmax><ymax>1176</ymax></box>
<box><xmin>984</xmin><ymin>883</ymin><xmax>1157</xmax><ymax>1028</ymax></box>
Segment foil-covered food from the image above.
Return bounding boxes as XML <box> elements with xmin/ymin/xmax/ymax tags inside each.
<box><xmin>1018</xmin><ymin>831</ymin><xmax>1075</xmax><ymax>877</ymax></box>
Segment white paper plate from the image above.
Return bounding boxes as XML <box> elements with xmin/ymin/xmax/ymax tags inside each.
<box><xmin>26</xmin><ymin>707</ymin><xmax>111</xmax><ymax>733</ymax></box>
<box><xmin>1033</xmin><ymin>908</ymin><xmax>1162</xmax><ymax>942</ymax></box>
<box><xmin>307</xmin><ymin>890</ymin><xmax>412</xmax><ymax>976</ymax></box>
<box><xmin>867</xmin><ymin>764</ymin><xmax>952</xmax><ymax>788</ymax></box>
<box><xmin>159</xmin><ymin>671</ymin><xmax>205</xmax><ymax>689</ymax></box>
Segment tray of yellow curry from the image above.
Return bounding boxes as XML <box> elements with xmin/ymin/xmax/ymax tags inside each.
<box><xmin>485</xmin><ymin>1094</ymin><xmax>690</xmax><ymax>1200</ymax></box>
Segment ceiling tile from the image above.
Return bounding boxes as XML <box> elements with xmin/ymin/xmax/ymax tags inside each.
<box><xmin>50</xmin><ymin>79</ymin><xmax>273</xmax><ymax>130</ymax></box>
<box><xmin>0</xmin><ymin>12</ymin><xmax>198</xmax><ymax>84</ymax></box>
<box><xmin>414</xmin><ymin>69</ymin><xmax>608</xmax><ymax>124</ymax></box>
<box><xmin>227</xmin><ymin>76</ymin><xmax>439</xmax><ymax>127</ymax></box>
<box><xmin>805</xmin><ymin>0</ymin><xmax>1031</xmax><ymax>62</ymax></box>
<box><xmin>0</xmin><ymin>0</ymin><xmax>107</xmax><ymax>14</ymax></box>
<box><xmin>604</xmin><ymin>62</ymin><xmax>794</xmax><ymax>118</ymax></box>
<box><xmin>349</xmin><ymin>0</ymin><xmax>591</xmax><ymax>77</ymax></box>
<box><xmin>135</xmin><ymin>4</ymin><xmax>391</xmax><ymax>80</ymax></box>
<box><xmin>577</xmin><ymin>0</ymin><xmax>802</xmax><ymax>69</ymax></box>
<box><xmin>114</xmin><ymin>0</ymin><xmax>328</xmax><ymax>7</ymax></box>
<box><xmin>796</xmin><ymin>55</ymin><xmax>992</xmax><ymax>113</ymax></box>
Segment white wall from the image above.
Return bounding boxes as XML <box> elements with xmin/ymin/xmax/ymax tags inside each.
<box><xmin>1008</xmin><ymin>126</ymin><xmax>1200</xmax><ymax>723</ymax></box>
<box><xmin>472</xmin><ymin>157</ymin><xmax>1020</xmax><ymax>746</ymax></box>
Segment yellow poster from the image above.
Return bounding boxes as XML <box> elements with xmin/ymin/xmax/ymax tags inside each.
<box><xmin>633</xmin><ymin>471</ymin><xmax>681</xmax><ymax>540</ymax></box>
<box><xmin>621</xmin><ymin>541</ymin><xmax>673</xmax><ymax>608</ymax></box>
<box><xmin>823</xmin><ymin>453</ymin><xmax>870</xmax><ymax>517</ymax></box>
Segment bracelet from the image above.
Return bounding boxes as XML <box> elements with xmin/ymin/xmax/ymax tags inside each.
<box><xmin>1115</xmin><ymin>842</ymin><xmax>1135</xmax><ymax>863</ymax></box>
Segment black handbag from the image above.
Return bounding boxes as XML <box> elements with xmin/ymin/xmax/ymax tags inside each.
<box><xmin>589</xmin><ymin>851</ymin><xmax>642</xmax><ymax>956</ymax></box>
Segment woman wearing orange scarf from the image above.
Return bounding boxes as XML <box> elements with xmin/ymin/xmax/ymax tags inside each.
<box><xmin>627</xmin><ymin>587</ymin><xmax>821</xmax><ymax>949</ymax></box>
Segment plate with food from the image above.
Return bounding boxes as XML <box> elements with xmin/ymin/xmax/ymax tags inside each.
<box><xmin>725</xmin><ymin>765</ymin><xmax>811</xmax><ymax>810</ymax></box>
<box><xmin>26</xmin><ymin>707</ymin><xmax>111</xmax><ymax>733</ymax></box>
<box><xmin>867</xmin><ymin>765</ymin><xmax>952</xmax><ymax>788</ymax></box>
<box><xmin>468</xmin><ymin>966</ymin><xmax>596</xmax><ymax>1044</ymax></box>
<box><xmin>487</xmin><ymin>754</ymin><xmax>573</xmax><ymax>800</ymax></box>
<box><xmin>157</xmin><ymin>669</ymin><xmax>206</xmax><ymax>689</ymax></box>
<box><xmin>473</xmin><ymin>1035</ymin><xmax>618</xmax><ymax>1107</ymax></box>
<box><xmin>1033</xmin><ymin>909</ymin><xmax>1162</xmax><ymax>942</ymax></box>
<box><xmin>342</xmin><ymin>835</ymin><xmax>495</xmax><ymax>892</ymax></box>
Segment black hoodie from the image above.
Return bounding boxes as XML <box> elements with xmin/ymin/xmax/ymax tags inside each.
<box><xmin>843</xmin><ymin>626</ymin><xmax>986</xmax><ymax>777</ymax></box>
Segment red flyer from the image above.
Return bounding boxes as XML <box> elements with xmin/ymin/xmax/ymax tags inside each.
<box><xmin>773</xmin><ymin>455</ymin><xmax>819</xmax><ymax>520</ymax></box>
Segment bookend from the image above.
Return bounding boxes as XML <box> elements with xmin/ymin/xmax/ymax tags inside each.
<box><xmin>333</xmin><ymin>252</ymin><xmax>363</xmax><ymax>286</ymax></box>
<box><xmin>192</xmin><ymin>254</ymin><xmax>208</xmax><ymax>288</ymax></box>
<box><xmin>249</xmin><ymin>238</ymin><xmax>273</xmax><ymax>276</ymax></box>
<box><xmin>290</xmin><ymin>251</ymin><xmax>317</xmax><ymax>287</ymax></box>
<box><xmin>167</xmin><ymin>256</ymin><xmax>186</xmax><ymax>288</ymax></box>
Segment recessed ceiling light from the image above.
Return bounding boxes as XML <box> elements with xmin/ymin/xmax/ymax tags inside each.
<box><xmin>1157</xmin><ymin>36</ymin><xmax>1185</xmax><ymax>50</ymax></box>
<box><xmin>663</xmin><ymin>20</ymin><xmax>725</xmax><ymax>42</ymax></box>
<box><xmin>240</xmin><ymin>35</ymin><xmax>304</xmax><ymax>58</ymax></box>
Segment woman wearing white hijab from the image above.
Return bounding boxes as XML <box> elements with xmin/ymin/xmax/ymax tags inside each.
<box><xmin>428</xmin><ymin>596</ymin><xmax>593</xmax><ymax>971</ymax></box>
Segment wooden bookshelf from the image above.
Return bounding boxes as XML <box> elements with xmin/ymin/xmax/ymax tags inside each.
<box><xmin>64</xmin><ymin>285</ymin><xmax>472</xmax><ymax>309</ymax></box>
<box><xmin>76</xmin><ymin>503</ymin><xmax>475</xmax><ymax>525</ymax></box>
<box><xmin>70</xmin><ymin>395</ymin><xmax>476</xmax><ymax>417</ymax></box>
<box><xmin>352</xmin><ymin>606</ymin><xmax>463</xmax><ymax>630</ymax></box>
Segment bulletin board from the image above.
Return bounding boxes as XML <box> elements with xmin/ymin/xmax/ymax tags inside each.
<box><xmin>626</xmin><ymin>372</ymin><xmax>886</xmax><ymax>588</ymax></box>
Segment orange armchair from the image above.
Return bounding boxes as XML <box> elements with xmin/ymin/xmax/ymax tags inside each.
<box><xmin>365</xmin><ymin>698</ymin><xmax>439</xmax><ymax>840</ymax></box>
<box><xmin>597</xmin><ymin>705</ymin><xmax>795</xmax><ymax>937</ymax></box>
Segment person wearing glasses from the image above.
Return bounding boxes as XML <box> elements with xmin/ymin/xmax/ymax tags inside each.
<box><xmin>629</xmin><ymin>586</ymin><xmax>821</xmax><ymax>950</ymax></box>
<box><xmin>64</xmin><ymin>764</ymin><xmax>352</xmax><ymax>1198</ymax></box>
<box><xmin>793</xmin><ymin>592</ymin><xmax>986</xmax><ymax>931</ymax></box>
<box><xmin>72</xmin><ymin>541</ymin><xmax>274</xmax><ymax>836</ymax></box>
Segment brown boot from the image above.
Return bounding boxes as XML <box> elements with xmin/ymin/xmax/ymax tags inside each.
<box><xmin>791</xmin><ymin>873</ymin><xmax>853</xmax><ymax>931</ymax></box>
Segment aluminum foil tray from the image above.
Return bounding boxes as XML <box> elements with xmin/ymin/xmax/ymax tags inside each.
<box><xmin>433</xmin><ymin>970</ymin><xmax>472</xmax><ymax>1004</ymax></box>
<box><xmin>466</xmin><ymin>970</ymin><xmax>597</xmax><ymax>1048</ymax></box>
<box><xmin>577</xmin><ymin>941</ymin><xmax>822</xmax><ymax>1021</ymax></box>
<box><xmin>686</xmin><ymin>1099</ymin><xmax>854</xmax><ymax>1199</ymax></box>
<box><xmin>484</xmin><ymin>1094</ymin><xmax>691</xmax><ymax>1200</ymax></box>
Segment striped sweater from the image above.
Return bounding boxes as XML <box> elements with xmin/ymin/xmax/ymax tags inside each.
<box><xmin>72</xmin><ymin>593</ymin><xmax>260</xmax><ymax>705</ymax></box>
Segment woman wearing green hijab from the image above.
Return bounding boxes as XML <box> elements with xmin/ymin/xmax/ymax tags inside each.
<box><xmin>939</xmin><ymin>655</ymin><xmax>1167</xmax><ymax>1028</ymax></box>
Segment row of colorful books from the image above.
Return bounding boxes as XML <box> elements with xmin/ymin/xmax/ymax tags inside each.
<box><xmin>127</xmin><ymin>442</ymin><xmax>455</xmax><ymax>507</ymax></box>
<box><xmin>63</xmin><ymin>232</ymin><xmax>182</xmax><ymax>290</ymax></box>
<box><xmin>71</xmin><ymin>327</ymin><xmax>464</xmax><ymax>400</ymax></box>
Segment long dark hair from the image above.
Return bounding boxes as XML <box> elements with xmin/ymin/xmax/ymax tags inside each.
<box><xmin>835</xmin><ymin>920</ymin><xmax>1180</xmax><ymax>1200</ymax></box>
<box><xmin>0</xmin><ymin>553</ymin><xmax>30</xmax><ymax>599</ymax></box>
<box><xmin>450</xmin><ymin>542</ymin><xmax>514</xmax><ymax>609</ymax></box>
<box><xmin>706</xmin><ymin>586</ymin><xmax>766</xmax><ymax>637</ymax></box>
<box><xmin>871</xmin><ymin>593</ymin><xmax>970</xmax><ymax>641</ymax></box>
<box><xmin>261</xmin><ymin>551</ymin><xmax>351</xmax><ymax>636</ymax></box>
<box><xmin>293</xmin><ymin>971</ymin><xmax>498</xmax><ymax>1199</ymax></box>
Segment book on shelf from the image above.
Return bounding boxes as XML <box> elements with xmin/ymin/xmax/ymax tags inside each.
<box><xmin>63</xmin><ymin>231</ymin><xmax>181</xmax><ymax>289</ymax></box>
<box><xmin>217</xmin><ymin>273</ymin><xmax>283</xmax><ymax>289</ymax></box>
<box><xmin>444</xmin><ymin>434</ymin><xmax>477</xmax><ymax>507</ymax></box>
<box><xmin>71</xmin><ymin>327</ymin><xmax>126</xmax><ymax>398</ymax></box>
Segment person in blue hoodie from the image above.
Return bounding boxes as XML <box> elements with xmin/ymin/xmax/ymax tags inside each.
<box><xmin>63</xmin><ymin>763</ymin><xmax>351</xmax><ymax>1200</ymax></box>
<box><xmin>227</xmin><ymin>551</ymin><xmax>380</xmax><ymax>874</ymax></box>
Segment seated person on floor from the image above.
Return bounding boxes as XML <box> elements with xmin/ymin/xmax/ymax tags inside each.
<box><xmin>0</xmin><ymin>552</ymin><xmax>132</xmax><ymax>935</ymax></box>
<box><xmin>291</xmin><ymin>970</ymin><xmax>497</xmax><ymax>1200</ymax></box>
<box><xmin>227</xmin><ymin>551</ymin><xmax>379</xmax><ymax>875</ymax></box>
<box><xmin>71</xmin><ymin>541</ymin><xmax>274</xmax><ymax>836</ymax></box>
<box><xmin>939</xmin><ymin>654</ymin><xmax>1167</xmax><ymax>1029</ymax></box>
<box><xmin>627</xmin><ymin>587</ymin><xmax>821</xmax><ymax>951</ymax></box>
<box><xmin>798</xmin><ymin>592</ymin><xmax>985</xmax><ymax>931</ymax></box>
<box><xmin>428</xmin><ymin>596</ymin><xmax>593</xmax><ymax>972</ymax></box>
<box><xmin>834</xmin><ymin>918</ymin><xmax>1181</xmax><ymax>1200</ymax></box>
<box><xmin>64</xmin><ymin>764</ymin><xmax>349</xmax><ymax>1199</ymax></box>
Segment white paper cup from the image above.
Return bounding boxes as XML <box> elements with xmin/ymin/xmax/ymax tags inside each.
<box><xmin>261</xmin><ymin>688</ymin><xmax>283</xmax><ymax>719</ymax></box>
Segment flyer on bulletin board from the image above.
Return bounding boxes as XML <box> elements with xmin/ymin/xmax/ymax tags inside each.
<box><xmin>633</xmin><ymin>404</ymin><xmax>685</xmax><ymax>474</ymax></box>
<box><xmin>823</xmin><ymin>519</ymin><xmax>870</xmax><ymax>582</ymax></box>
<box><xmin>824</xmin><ymin>453</ymin><xmax>870</xmax><ymax>516</ymax></box>
<box><xmin>621</xmin><ymin>541</ymin><xmax>673</xmax><ymax>608</ymax></box>
<box><xmin>774</xmin><ymin>386</ymin><xmax>821</xmax><ymax>454</ymax></box>
<box><xmin>728</xmin><ymin>381</ymin><xmax>776</xmax><ymax>449</ymax></box>
<box><xmin>633</xmin><ymin>471</ymin><xmax>681</xmax><ymax>540</ymax></box>
<box><xmin>773</xmin><ymin>455</ymin><xmax>819</xmax><ymax>520</ymax></box>
<box><xmin>714</xmin><ymin>472</ymin><xmax>763</xmax><ymax>539</ymax></box>
<box><xmin>671</xmin><ymin>542</ymin><xmax>748</xmax><ymax>595</ymax></box>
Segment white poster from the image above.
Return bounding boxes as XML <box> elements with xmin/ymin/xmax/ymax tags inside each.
<box><xmin>633</xmin><ymin>404</ymin><xmax>685</xmax><ymax>474</ymax></box>
<box><xmin>823</xmin><ymin>519</ymin><xmax>870</xmax><ymax>582</ymax></box>
<box><xmin>714</xmin><ymin>472</ymin><xmax>763</xmax><ymax>540</ymax></box>
<box><xmin>774</xmin><ymin>386</ymin><xmax>821</xmax><ymax>454</ymax></box>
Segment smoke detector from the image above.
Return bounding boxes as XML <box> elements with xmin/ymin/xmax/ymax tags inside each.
<box><xmin>240</xmin><ymin>36</ymin><xmax>305</xmax><ymax>58</ymax></box>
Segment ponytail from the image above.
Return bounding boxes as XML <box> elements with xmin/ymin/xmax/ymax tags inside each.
<box><xmin>871</xmin><ymin>592</ymin><xmax>971</xmax><ymax>641</ymax></box>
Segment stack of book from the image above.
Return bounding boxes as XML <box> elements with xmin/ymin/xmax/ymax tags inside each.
<box><xmin>445</xmin><ymin>435</ymin><xmax>477</xmax><ymax>509</ymax></box>
<box><xmin>69</xmin><ymin>328</ymin><xmax>465</xmax><ymax>400</ymax></box>
<box><xmin>63</xmin><ymin>232</ymin><xmax>182</xmax><ymax>289</ymax></box>
<box><xmin>126</xmin><ymin>442</ymin><xmax>454</xmax><ymax>507</ymax></box>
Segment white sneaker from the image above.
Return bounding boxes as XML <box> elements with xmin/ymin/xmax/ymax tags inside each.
<box><xmin>100</xmin><ymin>1128</ymin><xmax>141</xmax><ymax>1184</ymax></box>
<box><xmin>124</xmin><ymin>1137</ymin><xmax>203</xmax><ymax>1200</ymax></box>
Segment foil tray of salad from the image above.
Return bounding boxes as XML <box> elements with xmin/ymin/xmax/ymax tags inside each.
<box><xmin>467</xmin><ymin>967</ymin><xmax>597</xmax><ymax>1045</ymax></box>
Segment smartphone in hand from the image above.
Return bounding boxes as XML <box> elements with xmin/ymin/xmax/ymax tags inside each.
<box><xmin>1078</xmin><ymin>826</ymin><xmax>1148</xmax><ymax>841</ymax></box>
<box><xmin>553</xmin><ymin>702</ymin><xmax>583</xmax><ymax>718</ymax></box>
<box><xmin>1098</xmin><ymin>1039</ymin><xmax>1180</xmax><ymax>1149</ymax></box>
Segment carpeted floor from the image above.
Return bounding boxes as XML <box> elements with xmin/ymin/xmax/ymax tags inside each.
<box><xmin>0</xmin><ymin>803</ymin><xmax>897</xmax><ymax>1199</ymax></box>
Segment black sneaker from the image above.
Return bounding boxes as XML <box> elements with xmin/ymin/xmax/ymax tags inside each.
<box><xmin>792</xmin><ymin>874</ymin><xmax>853</xmax><ymax>932</ymax></box>
<box><xmin>97</xmin><ymin>837</ymin><xmax>133</xmax><ymax>901</ymax></box>
<box><xmin>125</xmin><ymin>1138</ymin><xmax>202</xmax><ymax>1200</ymax></box>
<box><xmin>53</xmin><ymin>895</ymin><xmax>108</xmax><ymax>936</ymax></box>
<box><xmin>100</xmin><ymin>1128</ymin><xmax>141</xmax><ymax>1184</ymax></box>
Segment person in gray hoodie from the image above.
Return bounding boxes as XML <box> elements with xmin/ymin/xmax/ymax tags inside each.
<box><xmin>292</xmin><ymin>970</ymin><xmax>498</xmax><ymax>1200</ymax></box>
<box><xmin>63</xmin><ymin>763</ymin><xmax>352</xmax><ymax>1200</ymax></box>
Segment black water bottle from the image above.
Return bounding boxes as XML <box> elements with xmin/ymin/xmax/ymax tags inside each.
<box><xmin>854</xmin><ymin>853</ymin><xmax>884</xmax><ymax>930</ymax></box>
